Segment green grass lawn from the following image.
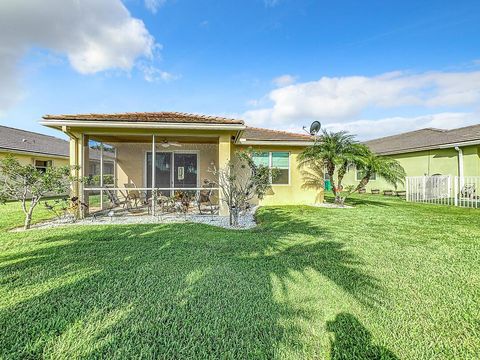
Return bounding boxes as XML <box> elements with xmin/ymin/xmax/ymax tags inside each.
<box><xmin>0</xmin><ymin>196</ymin><xmax>479</xmax><ymax>359</ymax></box>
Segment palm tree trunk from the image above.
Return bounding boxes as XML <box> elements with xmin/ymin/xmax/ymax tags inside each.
<box><xmin>326</xmin><ymin>162</ymin><xmax>339</xmax><ymax>200</ymax></box>
<box><xmin>353</xmin><ymin>177</ymin><xmax>370</xmax><ymax>194</ymax></box>
<box><xmin>337</xmin><ymin>164</ymin><xmax>347</xmax><ymax>191</ymax></box>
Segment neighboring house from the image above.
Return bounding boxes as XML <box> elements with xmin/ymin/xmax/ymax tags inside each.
<box><xmin>0</xmin><ymin>125</ymin><xmax>70</xmax><ymax>170</ymax></box>
<box><xmin>40</xmin><ymin>112</ymin><xmax>321</xmax><ymax>216</ymax></box>
<box><xmin>342</xmin><ymin>124</ymin><xmax>480</xmax><ymax>191</ymax></box>
<box><xmin>0</xmin><ymin>124</ymin><xmax>114</xmax><ymax>178</ymax></box>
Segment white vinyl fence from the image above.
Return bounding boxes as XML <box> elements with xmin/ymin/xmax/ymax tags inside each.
<box><xmin>406</xmin><ymin>176</ymin><xmax>480</xmax><ymax>209</ymax></box>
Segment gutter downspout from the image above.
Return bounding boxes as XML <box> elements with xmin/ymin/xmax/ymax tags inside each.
<box><xmin>455</xmin><ymin>146</ymin><xmax>464</xmax><ymax>178</ymax></box>
<box><xmin>233</xmin><ymin>129</ymin><xmax>244</xmax><ymax>145</ymax></box>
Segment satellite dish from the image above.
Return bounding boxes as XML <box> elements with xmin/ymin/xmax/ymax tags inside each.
<box><xmin>309</xmin><ymin>121</ymin><xmax>321</xmax><ymax>136</ymax></box>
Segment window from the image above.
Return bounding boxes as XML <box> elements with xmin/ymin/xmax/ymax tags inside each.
<box><xmin>252</xmin><ymin>151</ymin><xmax>290</xmax><ymax>185</ymax></box>
<box><xmin>89</xmin><ymin>163</ymin><xmax>98</xmax><ymax>176</ymax></box>
<box><xmin>356</xmin><ymin>168</ymin><xmax>376</xmax><ymax>181</ymax></box>
<box><xmin>104</xmin><ymin>162</ymin><xmax>114</xmax><ymax>176</ymax></box>
<box><xmin>34</xmin><ymin>160</ymin><xmax>52</xmax><ymax>173</ymax></box>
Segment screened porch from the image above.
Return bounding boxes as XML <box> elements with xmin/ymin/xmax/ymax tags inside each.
<box><xmin>82</xmin><ymin>134</ymin><xmax>221</xmax><ymax>217</ymax></box>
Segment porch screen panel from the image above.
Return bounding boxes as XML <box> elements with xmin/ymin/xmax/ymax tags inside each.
<box><xmin>102</xmin><ymin>143</ymin><xmax>116</xmax><ymax>187</ymax></box>
<box><xmin>146</xmin><ymin>152</ymin><xmax>172</xmax><ymax>197</ymax></box>
<box><xmin>85</xmin><ymin>140</ymin><xmax>103</xmax><ymax>189</ymax></box>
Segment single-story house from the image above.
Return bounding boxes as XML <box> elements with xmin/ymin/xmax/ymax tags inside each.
<box><xmin>342</xmin><ymin>124</ymin><xmax>480</xmax><ymax>191</ymax></box>
<box><xmin>0</xmin><ymin>125</ymin><xmax>70</xmax><ymax>170</ymax></box>
<box><xmin>0</xmin><ymin>124</ymin><xmax>114</xmax><ymax>179</ymax></box>
<box><xmin>40</xmin><ymin>112</ymin><xmax>322</xmax><ymax>216</ymax></box>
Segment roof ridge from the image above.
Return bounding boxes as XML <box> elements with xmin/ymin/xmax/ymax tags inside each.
<box><xmin>0</xmin><ymin>124</ymin><xmax>68</xmax><ymax>143</ymax></box>
<box><xmin>43</xmin><ymin>111</ymin><xmax>245</xmax><ymax>124</ymax></box>
<box><xmin>364</xmin><ymin>127</ymin><xmax>444</xmax><ymax>143</ymax></box>
<box><xmin>443</xmin><ymin>123</ymin><xmax>480</xmax><ymax>133</ymax></box>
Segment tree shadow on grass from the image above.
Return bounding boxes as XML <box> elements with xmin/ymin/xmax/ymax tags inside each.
<box><xmin>0</xmin><ymin>208</ymin><xmax>386</xmax><ymax>358</ymax></box>
<box><xmin>322</xmin><ymin>192</ymin><xmax>400</xmax><ymax>208</ymax></box>
<box><xmin>327</xmin><ymin>313</ymin><xmax>398</xmax><ymax>360</ymax></box>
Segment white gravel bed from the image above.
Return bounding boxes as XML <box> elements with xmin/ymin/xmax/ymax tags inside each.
<box><xmin>15</xmin><ymin>210</ymin><xmax>257</xmax><ymax>231</ymax></box>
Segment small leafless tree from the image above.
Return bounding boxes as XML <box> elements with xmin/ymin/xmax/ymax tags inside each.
<box><xmin>0</xmin><ymin>155</ymin><xmax>77</xmax><ymax>229</ymax></box>
<box><xmin>211</xmin><ymin>150</ymin><xmax>277</xmax><ymax>226</ymax></box>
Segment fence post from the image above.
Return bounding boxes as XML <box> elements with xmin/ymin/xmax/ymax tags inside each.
<box><xmin>405</xmin><ymin>177</ymin><xmax>409</xmax><ymax>202</ymax></box>
<box><xmin>447</xmin><ymin>176</ymin><xmax>451</xmax><ymax>205</ymax></box>
<box><xmin>454</xmin><ymin>176</ymin><xmax>458</xmax><ymax>206</ymax></box>
<box><xmin>476</xmin><ymin>177</ymin><xmax>479</xmax><ymax>209</ymax></box>
<box><xmin>422</xmin><ymin>176</ymin><xmax>426</xmax><ymax>202</ymax></box>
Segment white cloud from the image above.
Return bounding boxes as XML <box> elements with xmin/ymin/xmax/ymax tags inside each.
<box><xmin>0</xmin><ymin>0</ymin><xmax>156</xmax><ymax>111</ymax></box>
<box><xmin>264</xmin><ymin>0</ymin><xmax>280</xmax><ymax>7</ymax></box>
<box><xmin>144</xmin><ymin>0</ymin><xmax>167</xmax><ymax>14</ymax></box>
<box><xmin>272</xmin><ymin>74</ymin><xmax>297</xmax><ymax>87</ymax></box>
<box><xmin>139</xmin><ymin>64</ymin><xmax>178</xmax><ymax>82</ymax></box>
<box><xmin>243</xmin><ymin>69</ymin><xmax>480</xmax><ymax>137</ymax></box>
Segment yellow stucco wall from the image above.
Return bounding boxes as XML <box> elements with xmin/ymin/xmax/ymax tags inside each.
<box><xmin>234</xmin><ymin>145</ymin><xmax>324</xmax><ymax>206</ymax></box>
<box><xmin>342</xmin><ymin>145</ymin><xmax>480</xmax><ymax>191</ymax></box>
<box><xmin>463</xmin><ymin>146</ymin><xmax>480</xmax><ymax>177</ymax></box>
<box><xmin>0</xmin><ymin>150</ymin><xmax>69</xmax><ymax>167</ymax></box>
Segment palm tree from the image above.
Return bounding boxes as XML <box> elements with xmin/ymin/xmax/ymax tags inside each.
<box><xmin>336</xmin><ymin>142</ymin><xmax>369</xmax><ymax>191</ymax></box>
<box><xmin>353</xmin><ymin>150</ymin><xmax>406</xmax><ymax>193</ymax></box>
<box><xmin>298</xmin><ymin>129</ymin><xmax>363</xmax><ymax>202</ymax></box>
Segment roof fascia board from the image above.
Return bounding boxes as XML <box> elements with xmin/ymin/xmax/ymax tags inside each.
<box><xmin>40</xmin><ymin>120</ymin><xmax>245</xmax><ymax>131</ymax></box>
<box><xmin>379</xmin><ymin>139</ymin><xmax>480</xmax><ymax>155</ymax></box>
<box><xmin>438</xmin><ymin>139</ymin><xmax>480</xmax><ymax>148</ymax></box>
<box><xmin>0</xmin><ymin>147</ymin><xmax>68</xmax><ymax>159</ymax></box>
<box><xmin>237</xmin><ymin>140</ymin><xmax>314</xmax><ymax>146</ymax></box>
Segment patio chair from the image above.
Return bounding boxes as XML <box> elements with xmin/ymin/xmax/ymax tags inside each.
<box><xmin>124</xmin><ymin>183</ymin><xmax>143</xmax><ymax>209</ymax></box>
<box><xmin>105</xmin><ymin>188</ymin><xmax>130</xmax><ymax>210</ymax></box>
<box><xmin>157</xmin><ymin>193</ymin><xmax>175</xmax><ymax>213</ymax></box>
<box><xmin>197</xmin><ymin>179</ymin><xmax>216</xmax><ymax>215</ymax></box>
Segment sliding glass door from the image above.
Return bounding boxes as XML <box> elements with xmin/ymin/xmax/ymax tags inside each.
<box><xmin>174</xmin><ymin>153</ymin><xmax>198</xmax><ymax>189</ymax></box>
<box><xmin>146</xmin><ymin>152</ymin><xmax>198</xmax><ymax>196</ymax></box>
<box><xmin>146</xmin><ymin>152</ymin><xmax>172</xmax><ymax>197</ymax></box>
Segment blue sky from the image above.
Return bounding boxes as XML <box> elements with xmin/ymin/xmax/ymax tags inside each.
<box><xmin>1</xmin><ymin>0</ymin><xmax>479</xmax><ymax>139</ymax></box>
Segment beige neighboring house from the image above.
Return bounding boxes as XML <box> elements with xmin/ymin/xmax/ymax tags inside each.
<box><xmin>0</xmin><ymin>125</ymin><xmax>70</xmax><ymax>170</ymax></box>
<box><xmin>0</xmin><ymin>124</ymin><xmax>114</xmax><ymax>182</ymax></box>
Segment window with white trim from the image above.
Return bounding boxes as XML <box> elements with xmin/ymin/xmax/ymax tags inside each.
<box><xmin>34</xmin><ymin>160</ymin><xmax>52</xmax><ymax>173</ymax></box>
<box><xmin>252</xmin><ymin>151</ymin><xmax>290</xmax><ymax>185</ymax></box>
<box><xmin>356</xmin><ymin>168</ymin><xmax>376</xmax><ymax>181</ymax></box>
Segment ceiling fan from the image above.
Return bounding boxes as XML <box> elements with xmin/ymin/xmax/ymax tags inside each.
<box><xmin>160</xmin><ymin>139</ymin><xmax>182</xmax><ymax>148</ymax></box>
